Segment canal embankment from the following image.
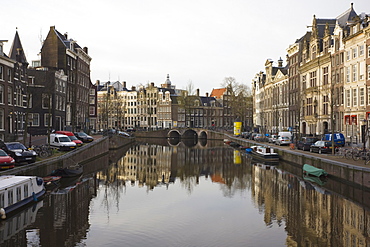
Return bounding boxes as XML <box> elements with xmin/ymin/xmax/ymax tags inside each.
<box><xmin>0</xmin><ymin>135</ymin><xmax>135</xmax><ymax>177</ymax></box>
<box><xmin>225</xmin><ymin>133</ymin><xmax>370</xmax><ymax>189</ymax></box>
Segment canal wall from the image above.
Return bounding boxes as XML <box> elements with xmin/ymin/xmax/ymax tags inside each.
<box><xmin>224</xmin><ymin>134</ymin><xmax>370</xmax><ymax>189</ymax></box>
<box><xmin>0</xmin><ymin>136</ymin><xmax>135</xmax><ymax>177</ymax></box>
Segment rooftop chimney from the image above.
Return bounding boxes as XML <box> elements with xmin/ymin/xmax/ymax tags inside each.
<box><xmin>196</xmin><ymin>88</ymin><xmax>199</xmax><ymax>96</ymax></box>
<box><xmin>151</xmin><ymin>82</ymin><xmax>155</xmax><ymax>87</ymax></box>
<box><xmin>278</xmin><ymin>57</ymin><xmax>283</xmax><ymax>67</ymax></box>
<box><xmin>123</xmin><ymin>81</ymin><xmax>127</xmax><ymax>88</ymax></box>
<box><xmin>206</xmin><ymin>92</ymin><xmax>209</xmax><ymax>97</ymax></box>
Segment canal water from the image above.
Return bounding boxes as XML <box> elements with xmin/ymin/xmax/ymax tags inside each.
<box><xmin>1</xmin><ymin>140</ymin><xmax>370</xmax><ymax>246</ymax></box>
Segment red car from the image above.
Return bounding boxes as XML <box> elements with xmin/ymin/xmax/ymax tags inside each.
<box><xmin>0</xmin><ymin>149</ymin><xmax>15</xmax><ymax>169</ymax></box>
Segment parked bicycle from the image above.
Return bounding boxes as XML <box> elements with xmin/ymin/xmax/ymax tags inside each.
<box><xmin>351</xmin><ymin>148</ymin><xmax>369</xmax><ymax>161</ymax></box>
<box><xmin>31</xmin><ymin>144</ymin><xmax>54</xmax><ymax>158</ymax></box>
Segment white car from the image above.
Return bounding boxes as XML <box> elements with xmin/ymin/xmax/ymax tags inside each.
<box><xmin>268</xmin><ymin>134</ymin><xmax>278</xmax><ymax>143</ymax></box>
<box><xmin>276</xmin><ymin>136</ymin><xmax>291</xmax><ymax>145</ymax></box>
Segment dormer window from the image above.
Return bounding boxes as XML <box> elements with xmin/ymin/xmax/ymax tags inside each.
<box><xmin>311</xmin><ymin>46</ymin><xmax>317</xmax><ymax>60</ymax></box>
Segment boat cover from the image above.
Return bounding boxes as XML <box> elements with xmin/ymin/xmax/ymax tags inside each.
<box><xmin>303</xmin><ymin>164</ymin><xmax>328</xmax><ymax>177</ymax></box>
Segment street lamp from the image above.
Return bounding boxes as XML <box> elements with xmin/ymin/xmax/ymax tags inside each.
<box><xmin>362</xmin><ymin>119</ymin><xmax>368</xmax><ymax>151</ymax></box>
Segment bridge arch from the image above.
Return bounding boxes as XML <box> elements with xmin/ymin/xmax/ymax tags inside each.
<box><xmin>168</xmin><ymin>130</ymin><xmax>181</xmax><ymax>139</ymax></box>
<box><xmin>182</xmin><ymin>129</ymin><xmax>198</xmax><ymax>139</ymax></box>
<box><xmin>199</xmin><ymin>131</ymin><xmax>207</xmax><ymax>139</ymax></box>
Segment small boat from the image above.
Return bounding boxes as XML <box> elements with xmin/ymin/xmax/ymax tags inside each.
<box><xmin>246</xmin><ymin>145</ymin><xmax>279</xmax><ymax>163</ymax></box>
<box><xmin>0</xmin><ymin>175</ymin><xmax>45</xmax><ymax>219</ymax></box>
<box><xmin>43</xmin><ymin>176</ymin><xmax>62</xmax><ymax>190</ymax></box>
<box><xmin>303</xmin><ymin>164</ymin><xmax>328</xmax><ymax>177</ymax></box>
<box><xmin>50</xmin><ymin>164</ymin><xmax>83</xmax><ymax>178</ymax></box>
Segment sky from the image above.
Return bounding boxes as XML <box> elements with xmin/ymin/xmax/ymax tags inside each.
<box><xmin>1</xmin><ymin>0</ymin><xmax>369</xmax><ymax>95</ymax></box>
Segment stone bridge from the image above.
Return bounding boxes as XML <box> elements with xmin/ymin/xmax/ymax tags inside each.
<box><xmin>134</xmin><ymin>128</ymin><xmax>225</xmax><ymax>141</ymax></box>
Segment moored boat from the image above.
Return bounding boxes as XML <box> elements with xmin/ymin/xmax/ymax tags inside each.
<box><xmin>303</xmin><ymin>164</ymin><xmax>328</xmax><ymax>177</ymax></box>
<box><xmin>246</xmin><ymin>145</ymin><xmax>279</xmax><ymax>163</ymax></box>
<box><xmin>50</xmin><ymin>164</ymin><xmax>83</xmax><ymax>178</ymax></box>
<box><xmin>0</xmin><ymin>175</ymin><xmax>45</xmax><ymax>219</ymax></box>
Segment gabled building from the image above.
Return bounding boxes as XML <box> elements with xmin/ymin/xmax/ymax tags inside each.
<box><xmin>41</xmin><ymin>26</ymin><xmax>94</xmax><ymax>132</ymax></box>
<box><xmin>27</xmin><ymin>68</ymin><xmax>67</xmax><ymax>135</ymax></box>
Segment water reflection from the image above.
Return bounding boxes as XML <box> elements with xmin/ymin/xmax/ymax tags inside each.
<box><xmin>4</xmin><ymin>141</ymin><xmax>370</xmax><ymax>246</ymax></box>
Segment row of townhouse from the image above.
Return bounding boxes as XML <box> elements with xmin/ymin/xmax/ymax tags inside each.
<box><xmin>96</xmin><ymin>74</ymin><xmax>253</xmax><ymax>132</ymax></box>
<box><xmin>0</xmin><ymin>26</ymin><xmax>97</xmax><ymax>143</ymax></box>
<box><xmin>253</xmin><ymin>3</ymin><xmax>370</xmax><ymax>145</ymax></box>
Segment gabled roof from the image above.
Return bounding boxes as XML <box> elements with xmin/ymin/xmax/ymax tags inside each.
<box><xmin>200</xmin><ymin>96</ymin><xmax>220</xmax><ymax>107</ymax></box>
<box><xmin>336</xmin><ymin>3</ymin><xmax>358</xmax><ymax>28</ymax></box>
<box><xmin>210</xmin><ymin>88</ymin><xmax>227</xmax><ymax>99</ymax></box>
<box><xmin>9</xmin><ymin>30</ymin><xmax>27</xmax><ymax>64</ymax></box>
<box><xmin>53</xmin><ymin>27</ymin><xmax>82</xmax><ymax>50</ymax></box>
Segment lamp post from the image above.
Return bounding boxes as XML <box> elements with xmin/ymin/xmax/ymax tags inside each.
<box><xmin>28</xmin><ymin>121</ymin><xmax>32</xmax><ymax>147</ymax></box>
<box><xmin>362</xmin><ymin>119</ymin><xmax>368</xmax><ymax>151</ymax></box>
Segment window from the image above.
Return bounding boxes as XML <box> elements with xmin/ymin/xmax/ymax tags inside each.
<box><xmin>0</xmin><ymin>193</ymin><xmax>4</xmax><ymax>208</ymax></box>
<box><xmin>352</xmin><ymin>64</ymin><xmax>357</xmax><ymax>82</ymax></box>
<box><xmin>28</xmin><ymin>113</ymin><xmax>39</xmax><ymax>126</ymax></box>
<box><xmin>89</xmin><ymin>106</ymin><xmax>95</xmax><ymax>115</ymax></box>
<box><xmin>0</xmin><ymin>85</ymin><xmax>3</xmax><ymax>104</ymax></box>
<box><xmin>346</xmin><ymin>50</ymin><xmax>350</xmax><ymax>60</ymax></box>
<box><xmin>368</xmin><ymin>46</ymin><xmax>370</xmax><ymax>58</ymax></box>
<box><xmin>16</xmin><ymin>187</ymin><xmax>21</xmax><ymax>202</ymax></box>
<box><xmin>8</xmin><ymin>189</ymin><xmax>13</xmax><ymax>205</ymax></box>
<box><xmin>346</xmin><ymin>67</ymin><xmax>350</xmax><ymax>83</ymax></box>
<box><xmin>323</xmin><ymin>67</ymin><xmax>329</xmax><ymax>85</ymax></box>
<box><xmin>353</xmin><ymin>88</ymin><xmax>357</xmax><ymax>107</ymax></box>
<box><xmin>353</xmin><ymin>47</ymin><xmax>357</xmax><ymax>59</ymax></box>
<box><xmin>359</xmin><ymin>61</ymin><xmax>365</xmax><ymax>80</ymax></box>
<box><xmin>302</xmin><ymin>75</ymin><xmax>307</xmax><ymax>89</ymax></box>
<box><xmin>8</xmin><ymin>86</ymin><xmax>12</xmax><ymax>105</ymax></box>
<box><xmin>360</xmin><ymin>88</ymin><xmax>365</xmax><ymax>106</ymax></box>
<box><xmin>0</xmin><ymin>109</ymin><xmax>3</xmax><ymax>130</ymax></box>
<box><xmin>359</xmin><ymin>45</ymin><xmax>364</xmax><ymax>56</ymax></box>
<box><xmin>42</xmin><ymin>94</ymin><xmax>51</xmax><ymax>109</ymax></box>
<box><xmin>309</xmin><ymin>71</ymin><xmax>317</xmax><ymax>87</ymax></box>
<box><xmin>44</xmin><ymin>113</ymin><xmax>52</xmax><ymax>127</ymax></box>
<box><xmin>368</xmin><ymin>87</ymin><xmax>370</xmax><ymax>105</ymax></box>
<box><xmin>323</xmin><ymin>95</ymin><xmax>329</xmax><ymax>115</ymax></box>
<box><xmin>368</xmin><ymin>65</ymin><xmax>370</xmax><ymax>80</ymax></box>
<box><xmin>311</xmin><ymin>45</ymin><xmax>317</xmax><ymax>59</ymax></box>
<box><xmin>346</xmin><ymin>89</ymin><xmax>351</xmax><ymax>107</ymax></box>
<box><xmin>24</xmin><ymin>184</ymin><xmax>28</xmax><ymax>197</ymax></box>
<box><xmin>0</xmin><ymin>66</ymin><xmax>3</xmax><ymax>80</ymax></box>
<box><xmin>7</xmin><ymin>69</ymin><xmax>11</xmax><ymax>82</ymax></box>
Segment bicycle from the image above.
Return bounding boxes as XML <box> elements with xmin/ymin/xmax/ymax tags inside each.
<box><xmin>31</xmin><ymin>144</ymin><xmax>54</xmax><ymax>158</ymax></box>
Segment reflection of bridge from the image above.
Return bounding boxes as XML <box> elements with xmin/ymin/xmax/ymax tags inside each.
<box><xmin>168</xmin><ymin>128</ymin><xmax>208</xmax><ymax>139</ymax></box>
<box><xmin>134</xmin><ymin>128</ymin><xmax>225</xmax><ymax>143</ymax></box>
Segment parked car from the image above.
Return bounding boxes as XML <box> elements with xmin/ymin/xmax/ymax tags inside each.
<box><xmin>254</xmin><ymin>134</ymin><xmax>264</xmax><ymax>141</ymax></box>
<box><xmin>0</xmin><ymin>142</ymin><xmax>37</xmax><ymax>164</ymax></box>
<box><xmin>49</xmin><ymin>133</ymin><xmax>77</xmax><ymax>151</ymax></box>
<box><xmin>322</xmin><ymin>133</ymin><xmax>345</xmax><ymax>147</ymax></box>
<box><xmin>118</xmin><ymin>131</ymin><xmax>131</xmax><ymax>137</ymax></box>
<box><xmin>309</xmin><ymin>140</ymin><xmax>335</xmax><ymax>154</ymax></box>
<box><xmin>268</xmin><ymin>134</ymin><xmax>278</xmax><ymax>143</ymax></box>
<box><xmin>126</xmin><ymin>128</ymin><xmax>136</xmax><ymax>132</ymax></box>
<box><xmin>74</xmin><ymin>132</ymin><xmax>94</xmax><ymax>143</ymax></box>
<box><xmin>297</xmin><ymin>137</ymin><xmax>319</xmax><ymax>151</ymax></box>
<box><xmin>0</xmin><ymin>149</ymin><xmax>16</xmax><ymax>169</ymax></box>
<box><xmin>241</xmin><ymin>132</ymin><xmax>250</xmax><ymax>139</ymax></box>
<box><xmin>249</xmin><ymin>133</ymin><xmax>258</xmax><ymax>140</ymax></box>
<box><xmin>55</xmin><ymin>131</ymin><xmax>83</xmax><ymax>147</ymax></box>
<box><xmin>275</xmin><ymin>136</ymin><xmax>291</xmax><ymax>146</ymax></box>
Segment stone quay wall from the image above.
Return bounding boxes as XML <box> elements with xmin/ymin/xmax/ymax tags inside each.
<box><xmin>225</xmin><ymin>134</ymin><xmax>370</xmax><ymax>189</ymax></box>
<box><xmin>0</xmin><ymin>136</ymin><xmax>135</xmax><ymax>177</ymax></box>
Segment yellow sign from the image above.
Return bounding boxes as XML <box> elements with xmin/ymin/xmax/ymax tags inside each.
<box><xmin>234</xmin><ymin>121</ymin><xmax>242</xmax><ymax>136</ymax></box>
<box><xmin>234</xmin><ymin>150</ymin><xmax>241</xmax><ymax>164</ymax></box>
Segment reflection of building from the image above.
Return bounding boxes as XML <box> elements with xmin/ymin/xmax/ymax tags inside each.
<box><xmin>0</xmin><ymin>200</ymin><xmax>43</xmax><ymax>246</ymax></box>
<box><xmin>250</xmin><ymin>162</ymin><xmax>370</xmax><ymax>246</ymax></box>
<box><xmin>35</xmin><ymin>177</ymin><xmax>95</xmax><ymax>247</ymax></box>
